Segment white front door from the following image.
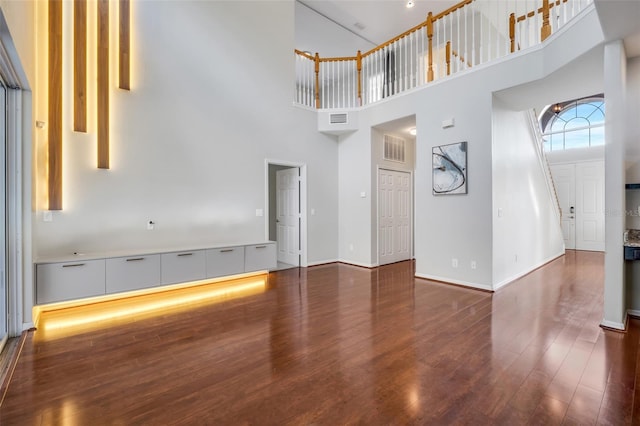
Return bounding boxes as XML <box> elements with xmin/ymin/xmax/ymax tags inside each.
<box><xmin>551</xmin><ymin>161</ymin><xmax>605</xmax><ymax>252</ymax></box>
<box><xmin>551</xmin><ymin>164</ymin><xmax>576</xmax><ymax>250</ymax></box>
<box><xmin>379</xmin><ymin>169</ymin><xmax>412</xmax><ymax>265</ymax></box>
<box><xmin>276</xmin><ymin>168</ymin><xmax>300</xmax><ymax>265</ymax></box>
<box><xmin>575</xmin><ymin>161</ymin><xmax>605</xmax><ymax>251</ymax></box>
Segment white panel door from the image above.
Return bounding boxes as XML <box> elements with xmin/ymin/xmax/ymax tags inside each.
<box><xmin>379</xmin><ymin>169</ymin><xmax>412</xmax><ymax>265</ymax></box>
<box><xmin>575</xmin><ymin>161</ymin><xmax>605</xmax><ymax>251</ymax></box>
<box><xmin>550</xmin><ymin>164</ymin><xmax>576</xmax><ymax>250</ymax></box>
<box><xmin>276</xmin><ymin>168</ymin><xmax>300</xmax><ymax>266</ymax></box>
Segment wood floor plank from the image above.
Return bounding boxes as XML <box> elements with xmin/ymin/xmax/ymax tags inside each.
<box><xmin>2</xmin><ymin>251</ymin><xmax>640</xmax><ymax>424</ymax></box>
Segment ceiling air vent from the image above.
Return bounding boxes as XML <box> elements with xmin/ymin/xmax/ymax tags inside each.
<box><xmin>330</xmin><ymin>113</ymin><xmax>348</xmax><ymax>124</ymax></box>
<box><xmin>383</xmin><ymin>135</ymin><xmax>406</xmax><ymax>163</ymax></box>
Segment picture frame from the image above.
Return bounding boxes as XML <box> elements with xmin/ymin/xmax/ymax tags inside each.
<box><xmin>432</xmin><ymin>141</ymin><xmax>467</xmax><ymax>195</ymax></box>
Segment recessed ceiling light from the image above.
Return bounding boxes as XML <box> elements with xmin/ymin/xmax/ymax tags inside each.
<box><xmin>406</xmin><ymin>0</ymin><xmax>415</xmax><ymax>8</ymax></box>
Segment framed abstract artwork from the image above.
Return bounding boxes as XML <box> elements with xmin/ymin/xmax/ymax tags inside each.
<box><xmin>432</xmin><ymin>141</ymin><xmax>467</xmax><ymax>195</ymax></box>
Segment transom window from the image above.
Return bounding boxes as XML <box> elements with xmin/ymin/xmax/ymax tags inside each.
<box><xmin>541</xmin><ymin>96</ymin><xmax>605</xmax><ymax>152</ymax></box>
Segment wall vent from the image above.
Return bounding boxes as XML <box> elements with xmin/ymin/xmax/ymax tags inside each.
<box><xmin>330</xmin><ymin>113</ymin><xmax>348</xmax><ymax>124</ymax></box>
<box><xmin>383</xmin><ymin>135</ymin><xmax>406</xmax><ymax>163</ymax></box>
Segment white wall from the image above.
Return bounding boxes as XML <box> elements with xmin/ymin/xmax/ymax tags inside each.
<box><xmin>0</xmin><ymin>0</ymin><xmax>35</xmax><ymax>88</ymax></box>
<box><xmin>295</xmin><ymin>1</ymin><xmax>375</xmax><ymax>57</ymax></box>
<box><xmin>602</xmin><ymin>40</ymin><xmax>627</xmax><ymax>329</ymax></box>
<box><xmin>32</xmin><ymin>1</ymin><xmax>339</xmax><ymax>267</ymax></box>
<box><xmin>336</xmin><ymin>5</ymin><xmax>605</xmax><ymax>290</ymax></box>
<box><xmin>338</xmin><ymin>127</ymin><xmax>373</xmax><ymax>266</ymax></box>
<box><xmin>626</xmin><ymin>56</ymin><xmax>640</xmax><ymax>184</ymax></box>
<box><xmin>491</xmin><ymin>97</ymin><xmax>564</xmax><ymax>288</ymax></box>
<box><xmin>546</xmin><ymin>146</ymin><xmax>605</xmax><ymax>164</ymax></box>
<box><xmin>370</xmin><ymin>126</ymin><xmax>416</xmax><ymax>263</ymax></box>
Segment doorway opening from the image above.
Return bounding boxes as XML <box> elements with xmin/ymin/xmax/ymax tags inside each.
<box><xmin>550</xmin><ymin>161</ymin><xmax>605</xmax><ymax>251</ymax></box>
<box><xmin>265</xmin><ymin>160</ymin><xmax>307</xmax><ymax>270</ymax></box>
<box><xmin>377</xmin><ymin>168</ymin><xmax>413</xmax><ymax>265</ymax></box>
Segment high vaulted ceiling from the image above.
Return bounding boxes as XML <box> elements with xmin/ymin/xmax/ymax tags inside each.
<box><xmin>298</xmin><ymin>0</ymin><xmax>459</xmax><ymax>47</ymax></box>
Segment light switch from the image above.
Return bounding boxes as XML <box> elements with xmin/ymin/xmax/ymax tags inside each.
<box><xmin>255</xmin><ymin>209</ymin><xmax>263</xmax><ymax>217</ymax></box>
<box><xmin>43</xmin><ymin>211</ymin><xmax>53</xmax><ymax>222</ymax></box>
<box><xmin>311</xmin><ymin>208</ymin><xmax>316</xmax><ymax>216</ymax></box>
<box><xmin>360</xmin><ymin>192</ymin><xmax>367</xmax><ymax>198</ymax></box>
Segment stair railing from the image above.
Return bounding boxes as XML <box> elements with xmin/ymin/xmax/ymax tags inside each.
<box><xmin>295</xmin><ymin>0</ymin><xmax>592</xmax><ymax>109</ymax></box>
<box><xmin>527</xmin><ymin>109</ymin><xmax>562</xmax><ymax>223</ymax></box>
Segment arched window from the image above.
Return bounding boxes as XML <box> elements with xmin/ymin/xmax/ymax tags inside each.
<box><xmin>540</xmin><ymin>96</ymin><xmax>605</xmax><ymax>152</ymax></box>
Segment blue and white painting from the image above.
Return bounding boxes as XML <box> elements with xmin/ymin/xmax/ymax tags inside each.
<box><xmin>432</xmin><ymin>142</ymin><xmax>467</xmax><ymax>195</ymax></box>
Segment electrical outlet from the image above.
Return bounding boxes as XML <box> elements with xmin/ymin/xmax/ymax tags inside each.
<box><xmin>452</xmin><ymin>258</ymin><xmax>458</xmax><ymax>268</ymax></box>
<box><xmin>43</xmin><ymin>211</ymin><xmax>53</xmax><ymax>222</ymax></box>
<box><xmin>471</xmin><ymin>261</ymin><xmax>476</xmax><ymax>269</ymax></box>
<box><xmin>147</xmin><ymin>220</ymin><xmax>155</xmax><ymax>230</ymax></box>
<box><xmin>349</xmin><ymin>243</ymin><xmax>354</xmax><ymax>252</ymax></box>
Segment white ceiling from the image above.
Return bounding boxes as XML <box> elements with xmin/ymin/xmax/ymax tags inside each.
<box><xmin>298</xmin><ymin>0</ymin><xmax>458</xmax><ymax>48</ymax></box>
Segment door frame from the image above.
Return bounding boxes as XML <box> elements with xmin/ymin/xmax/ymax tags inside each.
<box><xmin>265</xmin><ymin>159</ymin><xmax>308</xmax><ymax>267</ymax></box>
<box><xmin>376</xmin><ymin>167</ymin><xmax>414</xmax><ymax>266</ymax></box>
<box><xmin>550</xmin><ymin>159</ymin><xmax>605</xmax><ymax>252</ymax></box>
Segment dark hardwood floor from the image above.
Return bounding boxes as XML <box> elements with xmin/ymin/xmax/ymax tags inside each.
<box><xmin>0</xmin><ymin>250</ymin><xmax>637</xmax><ymax>424</ymax></box>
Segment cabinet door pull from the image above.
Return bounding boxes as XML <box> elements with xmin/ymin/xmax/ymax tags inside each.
<box><xmin>220</xmin><ymin>249</ymin><xmax>234</xmax><ymax>253</ymax></box>
<box><xmin>255</xmin><ymin>245</ymin><xmax>267</xmax><ymax>249</ymax></box>
<box><xmin>126</xmin><ymin>257</ymin><xmax>145</xmax><ymax>262</ymax></box>
<box><xmin>62</xmin><ymin>263</ymin><xmax>85</xmax><ymax>268</ymax></box>
<box><xmin>177</xmin><ymin>253</ymin><xmax>193</xmax><ymax>257</ymax></box>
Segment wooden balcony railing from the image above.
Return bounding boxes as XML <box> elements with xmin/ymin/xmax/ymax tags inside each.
<box><xmin>295</xmin><ymin>0</ymin><xmax>592</xmax><ymax>109</ymax></box>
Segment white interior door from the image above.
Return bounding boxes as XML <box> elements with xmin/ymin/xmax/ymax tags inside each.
<box><xmin>276</xmin><ymin>168</ymin><xmax>300</xmax><ymax>266</ymax></box>
<box><xmin>551</xmin><ymin>161</ymin><xmax>605</xmax><ymax>252</ymax></box>
<box><xmin>379</xmin><ymin>169</ymin><xmax>412</xmax><ymax>265</ymax></box>
<box><xmin>551</xmin><ymin>164</ymin><xmax>576</xmax><ymax>250</ymax></box>
<box><xmin>575</xmin><ymin>161</ymin><xmax>605</xmax><ymax>251</ymax></box>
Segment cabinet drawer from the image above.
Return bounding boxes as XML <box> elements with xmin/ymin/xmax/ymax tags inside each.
<box><xmin>36</xmin><ymin>259</ymin><xmax>106</xmax><ymax>304</ymax></box>
<box><xmin>244</xmin><ymin>243</ymin><xmax>276</xmax><ymax>272</ymax></box>
<box><xmin>161</xmin><ymin>250</ymin><xmax>206</xmax><ymax>285</ymax></box>
<box><xmin>106</xmin><ymin>255</ymin><xmax>161</xmax><ymax>294</ymax></box>
<box><xmin>206</xmin><ymin>246</ymin><xmax>245</xmax><ymax>278</ymax></box>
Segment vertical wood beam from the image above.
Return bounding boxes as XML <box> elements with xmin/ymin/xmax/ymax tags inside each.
<box><xmin>541</xmin><ymin>0</ymin><xmax>551</xmax><ymax>41</ymax></box>
<box><xmin>74</xmin><ymin>0</ymin><xmax>87</xmax><ymax>132</ymax></box>
<box><xmin>119</xmin><ymin>0</ymin><xmax>130</xmax><ymax>90</ymax></box>
<box><xmin>426</xmin><ymin>12</ymin><xmax>434</xmax><ymax>82</ymax></box>
<box><xmin>314</xmin><ymin>53</ymin><xmax>320</xmax><ymax>109</ymax></box>
<box><xmin>97</xmin><ymin>0</ymin><xmax>110</xmax><ymax>169</ymax></box>
<box><xmin>509</xmin><ymin>13</ymin><xmax>516</xmax><ymax>53</ymax></box>
<box><xmin>356</xmin><ymin>50</ymin><xmax>362</xmax><ymax>106</ymax></box>
<box><xmin>445</xmin><ymin>41</ymin><xmax>451</xmax><ymax>76</ymax></box>
<box><xmin>49</xmin><ymin>0</ymin><xmax>63</xmax><ymax>210</ymax></box>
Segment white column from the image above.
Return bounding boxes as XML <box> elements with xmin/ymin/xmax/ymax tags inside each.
<box><xmin>602</xmin><ymin>40</ymin><xmax>627</xmax><ymax>330</ymax></box>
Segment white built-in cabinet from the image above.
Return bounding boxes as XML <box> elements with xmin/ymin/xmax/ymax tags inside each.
<box><xmin>206</xmin><ymin>246</ymin><xmax>245</xmax><ymax>278</ymax></box>
<box><xmin>35</xmin><ymin>242</ymin><xmax>276</xmax><ymax>305</ymax></box>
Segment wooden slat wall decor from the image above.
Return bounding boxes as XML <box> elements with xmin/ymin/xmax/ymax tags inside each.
<box><xmin>119</xmin><ymin>0</ymin><xmax>130</xmax><ymax>90</ymax></box>
<box><xmin>49</xmin><ymin>0</ymin><xmax>63</xmax><ymax>210</ymax></box>
<box><xmin>97</xmin><ymin>0</ymin><xmax>109</xmax><ymax>169</ymax></box>
<box><xmin>74</xmin><ymin>0</ymin><xmax>87</xmax><ymax>132</ymax></box>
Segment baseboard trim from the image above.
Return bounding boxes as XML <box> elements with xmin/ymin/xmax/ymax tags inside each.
<box><xmin>414</xmin><ymin>273</ymin><xmax>493</xmax><ymax>292</ymax></box>
<box><xmin>492</xmin><ymin>251</ymin><xmax>565</xmax><ymax>291</ymax></box>
<box><xmin>306</xmin><ymin>259</ymin><xmax>339</xmax><ymax>267</ymax></box>
<box><xmin>628</xmin><ymin>309</ymin><xmax>640</xmax><ymax>318</ymax></box>
<box><xmin>600</xmin><ymin>315</ymin><xmax>627</xmax><ymax>332</ymax></box>
<box><xmin>337</xmin><ymin>260</ymin><xmax>376</xmax><ymax>269</ymax></box>
<box><xmin>0</xmin><ymin>330</ymin><xmax>28</xmax><ymax>407</ymax></box>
